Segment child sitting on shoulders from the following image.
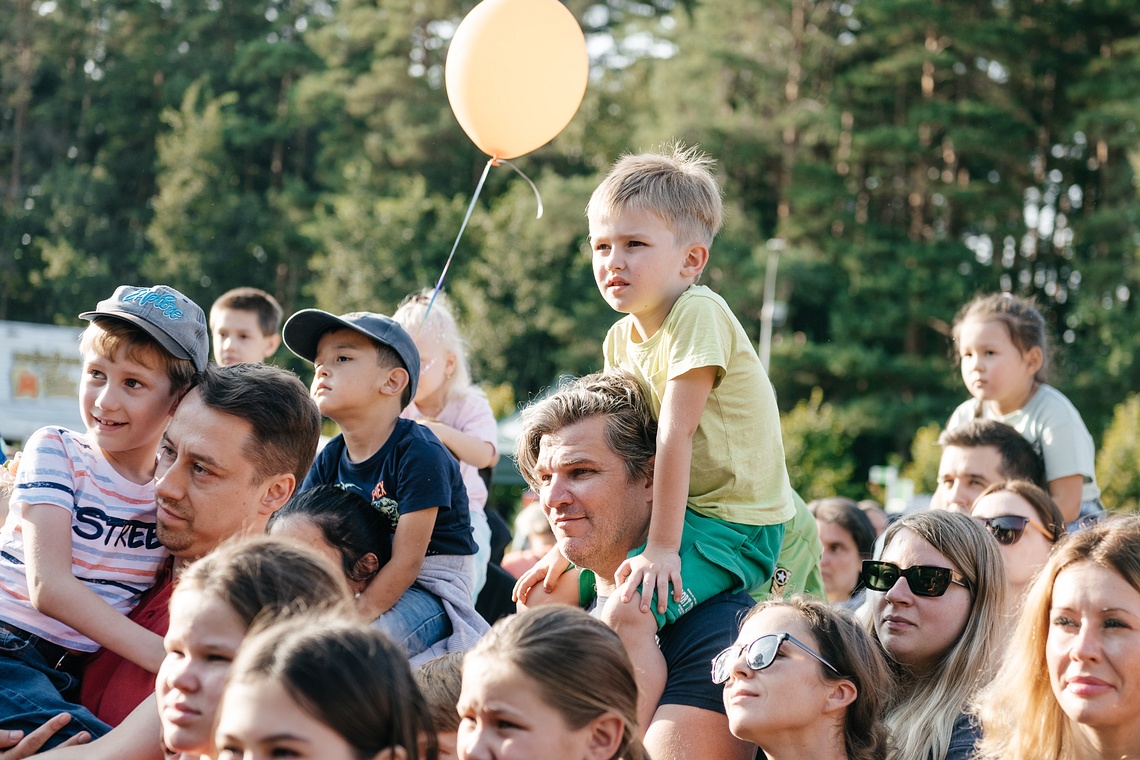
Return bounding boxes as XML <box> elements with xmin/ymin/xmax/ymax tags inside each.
<box><xmin>947</xmin><ymin>292</ymin><xmax>1102</xmax><ymax>528</ymax></box>
<box><xmin>393</xmin><ymin>290</ymin><xmax>499</xmax><ymax>599</ymax></box>
<box><xmin>518</xmin><ymin>144</ymin><xmax>808</xmax><ymax>728</ymax></box>
<box><xmin>282</xmin><ymin>309</ymin><xmax>485</xmax><ymax>663</ymax></box>
<box><xmin>0</xmin><ymin>284</ymin><xmax>207</xmax><ymax>748</ymax></box>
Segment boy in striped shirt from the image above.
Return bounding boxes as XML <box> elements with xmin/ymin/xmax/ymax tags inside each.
<box><xmin>0</xmin><ymin>285</ymin><xmax>207</xmax><ymax>746</ymax></box>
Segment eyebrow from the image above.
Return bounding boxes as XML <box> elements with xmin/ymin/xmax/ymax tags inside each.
<box><xmin>161</xmin><ymin>433</ymin><xmax>225</xmax><ymax>472</ymax></box>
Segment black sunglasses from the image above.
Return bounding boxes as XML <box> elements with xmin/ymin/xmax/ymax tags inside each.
<box><xmin>978</xmin><ymin>514</ymin><xmax>1054</xmax><ymax>546</ymax></box>
<box><xmin>859</xmin><ymin>560</ymin><xmax>972</xmax><ymax>597</ymax></box>
<box><xmin>711</xmin><ymin>632</ymin><xmax>844</xmax><ymax>685</ymax></box>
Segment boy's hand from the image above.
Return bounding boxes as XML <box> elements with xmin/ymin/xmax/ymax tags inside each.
<box><xmin>616</xmin><ymin>545</ymin><xmax>683</xmax><ymax>614</ymax></box>
<box><xmin>512</xmin><ymin>544</ymin><xmax>572</xmax><ymax>604</ymax></box>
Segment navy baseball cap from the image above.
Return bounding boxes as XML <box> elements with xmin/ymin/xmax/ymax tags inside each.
<box><xmin>282</xmin><ymin>310</ymin><xmax>420</xmax><ymax>399</ymax></box>
<box><xmin>79</xmin><ymin>285</ymin><xmax>209</xmax><ymax>372</ymax></box>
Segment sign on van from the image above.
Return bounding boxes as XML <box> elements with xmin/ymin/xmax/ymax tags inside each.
<box><xmin>0</xmin><ymin>320</ymin><xmax>84</xmax><ymax>443</ymax></box>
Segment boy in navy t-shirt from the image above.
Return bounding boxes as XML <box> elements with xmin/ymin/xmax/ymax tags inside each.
<box><xmin>283</xmin><ymin>310</ymin><xmax>486</xmax><ymax>662</ymax></box>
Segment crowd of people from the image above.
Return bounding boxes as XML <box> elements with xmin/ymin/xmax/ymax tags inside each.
<box><xmin>0</xmin><ymin>144</ymin><xmax>1136</xmax><ymax>760</ymax></box>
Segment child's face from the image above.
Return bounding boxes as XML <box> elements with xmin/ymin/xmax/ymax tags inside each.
<box><xmin>211</xmin><ymin>308</ymin><xmax>280</xmax><ymax>366</ymax></box>
<box><xmin>412</xmin><ymin>331</ymin><xmax>456</xmax><ymax>409</ymax></box>
<box><xmin>311</xmin><ymin>328</ymin><xmax>388</xmax><ymax>419</ymax></box>
<box><xmin>457</xmin><ymin>656</ymin><xmax>602</xmax><ymax>760</ymax></box>
<box><xmin>157</xmin><ymin>588</ymin><xmax>246</xmax><ymax>756</ymax></box>
<box><xmin>80</xmin><ymin>337</ymin><xmax>179</xmax><ymax>463</ymax></box>
<box><xmin>957</xmin><ymin>317</ymin><xmax>1041</xmax><ymax>411</ymax></box>
<box><xmin>214</xmin><ymin>678</ymin><xmax>368</xmax><ymax>760</ymax></box>
<box><xmin>589</xmin><ymin>206</ymin><xmax>704</xmax><ymax>338</ymax></box>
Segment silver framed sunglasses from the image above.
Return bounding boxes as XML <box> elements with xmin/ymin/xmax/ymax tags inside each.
<box><xmin>711</xmin><ymin>632</ymin><xmax>845</xmax><ymax>685</ymax></box>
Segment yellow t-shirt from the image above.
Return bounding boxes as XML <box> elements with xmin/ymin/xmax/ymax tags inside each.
<box><xmin>603</xmin><ymin>285</ymin><xmax>795</xmax><ymax>526</ymax></box>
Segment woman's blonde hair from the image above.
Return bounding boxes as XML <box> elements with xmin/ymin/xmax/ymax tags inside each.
<box><xmin>974</xmin><ymin>514</ymin><xmax>1140</xmax><ymax>760</ymax></box>
<box><xmin>870</xmin><ymin>511</ymin><xmax>1008</xmax><ymax>760</ymax></box>
<box><xmin>465</xmin><ymin>606</ymin><xmax>648</xmax><ymax>760</ymax></box>
<box><xmin>743</xmin><ymin>597</ymin><xmax>893</xmax><ymax>760</ymax></box>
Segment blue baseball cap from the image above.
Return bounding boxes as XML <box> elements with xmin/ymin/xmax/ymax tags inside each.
<box><xmin>283</xmin><ymin>310</ymin><xmax>420</xmax><ymax>399</ymax></box>
<box><xmin>79</xmin><ymin>285</ymin><xmax>209</xmax><ymax>372</ymax></box>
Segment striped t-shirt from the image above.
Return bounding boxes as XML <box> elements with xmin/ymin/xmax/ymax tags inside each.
<box><xmin>0</xmin><ymin>427</ymin><xmax>166</xmax><ymax>651</ymax></box>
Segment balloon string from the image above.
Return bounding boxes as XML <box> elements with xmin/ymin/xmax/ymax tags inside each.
<box><xmin>498</xmin><ymin>159</ymin><xmax>544</xmax><ymax>219</ymax></box>
<box><xmin>418</xmin><ymin>157</ymin><xmax>496</xmax><ymax>334</ymax></box>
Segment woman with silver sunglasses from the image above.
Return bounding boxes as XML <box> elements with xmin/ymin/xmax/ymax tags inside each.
<box><xmin>859</xmin><ymin>510</ymin><xmax>1007</xmax><ymax>760</ymax></box>
<box><xmin>713</xmin><ymin>596</ymin><xmax>891</xmax><ymax>760</ymax></box>
<box><xmin>970</xmin><ymin>479</ymin><xmax>1065</xmax><ymax>603</ymax></box>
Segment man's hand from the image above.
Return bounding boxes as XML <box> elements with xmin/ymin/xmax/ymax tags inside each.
<box><xmin>512</xmin><ymin>544</ymin><xmax>572</xmax><ymax>604</ymax></box>
<box><xmin>1</xmin><ymin>714</ymin><xmax>89</xmax><ymax>759</ymax></box>
<box><xmin>616</xmin><ymin>545</ymin><xmax>682</xmax><ymax>614</ymax></box>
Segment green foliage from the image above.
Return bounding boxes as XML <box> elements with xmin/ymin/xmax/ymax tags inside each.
<box><xmin>1096</xmin><ymin>394</ymin><xmax>1140</xmax><ymax>513</ymax></box>
<box><xmin>781</xmin><ymin>387</ymin><xmax>860</xmax><ymax>501</ymax></box>
<box><xmin>901</xmin><ymin>422</ymin><xmax>943</xmax><ymax>495</ymax></box>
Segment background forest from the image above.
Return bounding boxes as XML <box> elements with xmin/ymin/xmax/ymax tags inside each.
<box><xmin>3</xmin><ymin>0</ymin><xmax>1140</xmax><ymax>507</ymax></box>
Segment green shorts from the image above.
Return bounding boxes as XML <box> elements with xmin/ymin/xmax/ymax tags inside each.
<box><xmin>580</xmin><ymin>508</ymin><xmax>784</xmax><ymax>629</ymax></box>
<box><xmin>753</xmin><ymin>488</ymin><xmax>824</xmax><ymax>600</ymax></box>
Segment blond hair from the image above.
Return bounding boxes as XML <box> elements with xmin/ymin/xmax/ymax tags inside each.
<box><xmin>393</xmin><ymin>289</ymin><xmax>478</xmax><ymax>401</ymax></box>
<box><xmin>414</xmin><ymin>651</ymin><xmax>464</xmax><ymax>734</ymax></box>
<box><xmin>870</xmin><ymin>511</ymin><xmax>1008</xmax><ymax>760</ymax></box>
<box><xmin>586</xmin><ymin>142</ymin><xmax>723</xmax><ymax>247</ymax></box>
<box><xmin>975</xmin><ymin>514</ymin><xmax>1140</xmax><ymax>760</ymax></box>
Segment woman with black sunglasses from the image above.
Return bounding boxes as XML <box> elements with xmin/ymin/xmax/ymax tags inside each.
<box><xmin>714</xmin><ymin>596</ymin><xmax>891</xmax><ymax>760</ymax></box>
<box><xmin>860</xmin><ymin>510</ymin><xmax>1007</xmax><ymax>760</ymax></box>
<box><xmin>970</xmin><ymin>479</ymin><xmax>1065</xmax><ymax>603</ymax></box>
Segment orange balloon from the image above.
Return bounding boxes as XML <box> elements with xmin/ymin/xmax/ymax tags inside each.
<box><xmin>445</xmin><ymin>0</ymin><xmax>588</xmax><ymax>160</ymax></box>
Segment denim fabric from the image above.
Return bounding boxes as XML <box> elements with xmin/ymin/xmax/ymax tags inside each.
<box><xmin>0</xmin><ymin>628</ymin><xmax>111</xmax><ymax>749</ymax></box>
<box><xmin>373</xmin><ymin>584</ymin><xmax>451</xmax><ymax>660</ymax></box>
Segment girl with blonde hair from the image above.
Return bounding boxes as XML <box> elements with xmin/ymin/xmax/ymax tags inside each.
<box><xmin>975</xmin><ymin>514</ymin><xmax>1140</xmax><ymax>760</ymax></box>
<box><xmin>860</xmin><ymin>510</ymin><xmax>1007</xmax><ymax>760</ymax></box>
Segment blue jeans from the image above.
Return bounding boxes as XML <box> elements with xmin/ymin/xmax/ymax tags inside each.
<box><xmin>0</xmin><ymin>629</ymin><xmax>111</xmax><ymax>749</ymax></box>
<box><xmin>373</xmin><ymin>585</ymin><xmax>451</xmax><ymax>660</ymax></box>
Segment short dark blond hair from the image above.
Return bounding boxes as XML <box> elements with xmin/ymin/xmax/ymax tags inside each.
<box><xmin>514</xmin><ymin>370</ymin><xmax>656</xmax><ymax>492</ymax></box>
<box><xmin>586</xmin><ymin>142</ymin><xmax>723</xmax><ymax>247</ymax></box>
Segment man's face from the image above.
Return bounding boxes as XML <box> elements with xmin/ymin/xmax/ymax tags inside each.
<box><xmin>930</xmin><ymin>444</ymin><xmax>1004</xmax><ymax>512</ymax></box>
<box><xmin>155</xmin><ymin>389</ymin><xmax>289</xmax><ymax>560</ymax></box>
<box><xmin>534</xmin><ymin>415</ymin><xmax>653</xmax><ymax>580</ymax></box>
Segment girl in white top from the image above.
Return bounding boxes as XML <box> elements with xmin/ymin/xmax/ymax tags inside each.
<box><xmin>947</xmin><ymin>293</ymin><xmax>1101</xmax><ymax>527</ymax></box>
<box><xmin>394</xmin><ymin>291</ymin><xmax>499</xmax><ymax>598</ymax></box>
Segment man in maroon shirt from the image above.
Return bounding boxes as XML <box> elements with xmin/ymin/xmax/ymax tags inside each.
<box><xmin>78</xmin><ymin>362</ymin><xmax>320</xmax><ymax>724</ymax></box>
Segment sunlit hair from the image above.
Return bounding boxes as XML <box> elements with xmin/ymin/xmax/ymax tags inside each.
<box><xmin>975</xmin><ymin>514</ymin><xmax>1140</xmax><ymax>760</ymax></box>
<box><xmin>515</xmin><ymin>370</ymin><xmax>656</xmax><ymax>491</ymax></box>
<box><xmin>465</xmin><ymin>606</ymin><xmax>647</xmax><ymax>760</ymax></box>
<box><xmin>393</xmin><ymin>289</ymin><xmax>481</xmax><ymax>401</ymax></box>
<box><xmin>972</xmin><ymin>479</ymin><xmax>1066</xmax><ymax>544</ymax></box>
<box><xmin>268</xmin><ymin>485</ymin><xmax>392</xmax><ymax>585</ymax></box>
<box><xmin>177</xmin><ymin>534</ymin><xmax>350</xmax><ymax>629</ymax></box>
<box><xmin>938</xmin><ymin>419</ymin><xmax>1047</xmax><ymax>489</ymax></box>
<box><xmin>739</xmin><ymin>597</ymin><xmax>893</xmax><ymax>760</ymax></box>
<box><xmin>951</xmin><ymin>292</ymin><xmax>1051</xmax><ymax>382</ymax></box>
<box><xmin>414</xmin><ymin>651</ymin><xmax>464</xmax><ymax>734</ymax></box>
<box><xmin>224</xmin><ymin>617</ymin><xmax>437</xmax><ymax>760</ymax></box>
<box><xmin>81</xmin><ymin>316</ymin><xmax>195</xmax><ymax>394</ymax></box>
<box><xmin>586</xmin><ymin>141</ymin><xmax>724</xmax><ymax>247</ymax></box>
<box><xmin>867</xmin><ymin>511</ymin><xmax>1008</xmax><ymax>760</ymax></box>
<box><xmin>808</xmin><ymin>497</ymin><xmax>877</xmax><ymax>558</ymax></box>
<box><xmin>210</xmin><ymin>286</ymin><xmax>283</xmax><ymax>337</ymax></box>
<box><xmin>193</xmin><ymin>363</ymin><xmax>320</xmax><ymax>485</ymax></box>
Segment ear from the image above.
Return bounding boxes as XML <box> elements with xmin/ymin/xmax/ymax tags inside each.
<box><xmin>371</xmin><ymin>746</ymin><xmax>407</xmax><ymax>760</ymax></box>
<box><xmin>353</xmin><ymin>552</ymin><xmax>381</xmax><ymax>582</ymax></box>
<box><xmin>444</xmin><ymin>351</ymin><xmax>458</xmax><ymax>378</ymax></box>
<box><xmin>583</xmin><ymin>712</ymin><xmax>625</xmax><ymax>760</ymax></box>
<box><xmin>381</xmin><ymin>366</ymin><xmax>411</xmax><ymax>399</ymax></box>
<box><xmin>1024</xmin><ymin>345</ymin><xmax>1043</xmax><ymax>375</ymax></box>
<box><xmin>262</xmin><ymin>333</ymin><xmax>282</xmax><ymax>358</ymax></box>
<box><xmin>681</xmin><ymin>242</ymin><xmax>709</xmax><ymax>280</ymax></box>
<box><xmin>641</xmin><ymin>455</ymin><xmax>655</xmax><ymax>497</ymax></box>
<box><xmin>823</xmin><ymin>678</ymin><xmax>858</xmax><ymax>715</ymax></box>
<box><xmin>258</xmin><ymin>473</ymin><xmax>296</xmax><ymax>517</ymax></box>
